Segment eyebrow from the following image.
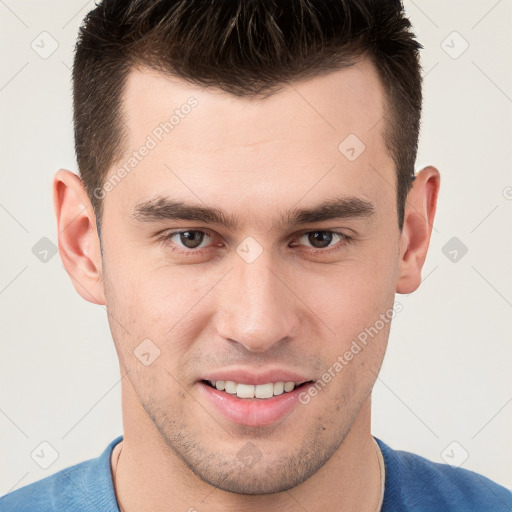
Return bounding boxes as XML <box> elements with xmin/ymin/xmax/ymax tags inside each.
<box><xmin>131</xmin><ymin>195</ymin><xmax>375</xmax><ymax>230</ymax></box>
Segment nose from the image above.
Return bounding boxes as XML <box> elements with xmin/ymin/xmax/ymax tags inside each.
<box><xmin>214</xmin><ymin>250</ymin><xmax>300</xmax><ymax>353</ymax></box>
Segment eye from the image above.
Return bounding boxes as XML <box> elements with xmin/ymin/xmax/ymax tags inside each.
<box><xmin>159</xmin><ymin>229</ymin><xmax>217</xmax><ymax>252</ymax></box>
<box><xmin>293</xmin><ymin>230</ymin><xmax>351</xmax><ymax>251</ymax></box>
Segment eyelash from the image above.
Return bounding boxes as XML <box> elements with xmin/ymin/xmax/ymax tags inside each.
<box><xmin>157</xmin><ymin>229</ymin><xmax>352</xmax><ymax>256</ymax></box>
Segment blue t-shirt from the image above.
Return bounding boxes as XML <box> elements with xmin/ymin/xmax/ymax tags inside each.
<box><xmin>1</xmin><ymin>435</ymin><xmax>510</xmax><ymax>511</ymax></box>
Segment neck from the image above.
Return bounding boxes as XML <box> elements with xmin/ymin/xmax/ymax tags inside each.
<box><xmin>111</xmin><ymin>386</ymin><xmax>381</xmax><ymax>512</ymax></box>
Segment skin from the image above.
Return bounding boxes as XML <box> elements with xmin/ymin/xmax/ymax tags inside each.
<box><xmin>53</xmin><ymin>57</ymin><xmax>439</xmax><ymax>512</ymax></box>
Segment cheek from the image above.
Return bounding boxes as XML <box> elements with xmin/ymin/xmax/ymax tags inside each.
<box><xmin>103</xmin><ymin>253</ymin><xmax>215</xmax><ymax>359</ymax></box>
<box><xmin>102</xmin><ymin>261</ymin><xmax>197</xmax><ymax>406</ymax></box>
<box><xmin>300</xmin><ymin>241</ymin><xmax>399</xmax><ymax>346</ymax></box>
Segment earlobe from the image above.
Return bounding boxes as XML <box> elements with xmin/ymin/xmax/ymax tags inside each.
<box><xmin>53</xmin><ymin>169</ymin><xmax>105</xmax><ymax>305</ymax></box>
<box><xmin>396</xmin><ymin>166</ymin><xmax>440</xmax><ymax>294</ymax></box>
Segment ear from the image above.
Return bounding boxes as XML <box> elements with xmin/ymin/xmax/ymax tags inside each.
<box><xmin>396</xmin><ymin>166</ymin><xmax>440</xmax><ymax>294</ymax></box>
<box><xmin>53</xmin><ymin>169</ymin><xmax>105</xmax><ymax>305</ymax></box>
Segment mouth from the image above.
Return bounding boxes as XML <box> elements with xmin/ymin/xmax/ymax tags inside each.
<box><xmin>202</xmin><ymin>379</ymin><xmax>313</xmax><ymax>400</ymax></box>
<box><xmin>198</xmin><ymin>369</ymin><xmax>316</xmax><ymax>427</ymax></box>
<box><xmin>199</xmin><ymin>378</ymin><xmax>314</xmax><ymax>427</ymax></box>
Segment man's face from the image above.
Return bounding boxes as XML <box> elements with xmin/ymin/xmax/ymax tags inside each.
<box><xmin>100</xmin><ymin>58</ymin><xmax>401</xmax><ymax>494</ymax></box>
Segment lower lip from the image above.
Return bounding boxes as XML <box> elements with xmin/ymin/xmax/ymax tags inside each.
<box><xmin>198</xmin><ymin>381</ymin><xmax>308</xmax><ymax>427</ymax></box>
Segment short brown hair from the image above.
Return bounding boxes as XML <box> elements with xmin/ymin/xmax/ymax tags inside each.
<box><xmin>73</xmin><ymin>0</ymin><xmax>423</xmax><ymax>230</ymax></box>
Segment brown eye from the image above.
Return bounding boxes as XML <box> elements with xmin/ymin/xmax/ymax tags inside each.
<box><xmin>293</xmin><ymin>230</ymin><xmax>351</xmax><ymax>253</ymax></box>
<box><xmin>178</xmin><ymin>230</ymin><xmax>205</xmax><ymax>249</ymax></box>
<box><xmin>161</xmin><ymin>230</ymin><xmax>214</xmax><ymax>251</ymax></box>
<box><xmin>307</xmin><ymin>231</ymin><xmax>334</xmax><ymax>249</ymax></box>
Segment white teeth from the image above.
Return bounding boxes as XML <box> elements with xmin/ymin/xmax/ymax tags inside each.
<box><xmin>224</xmin><ymin>381</ymin><xmax>237</xmax><ymax>394</ymax></box>
<box><xmin>236</xmin><ymin>384</ymin><xmax>255</xmax><ymax>399</ymax></box>
<box><xmin>209</xmin><ymin>379</ymin><xmax>301</xmax><ymax>398</ymax></box>
<box><xmin>284</xmin><ymin>381</ymin><xmax>295</xmax><ymax>392</ymax></box>
<box><xmin>255</xmin><ymin>383</ymin><xmax>274</xmax><ymax>399</ymax></box>
<box><xmin>273</xmin><ymin>381</ymin><xmax>284</xmax><ymax>396</ymax></box>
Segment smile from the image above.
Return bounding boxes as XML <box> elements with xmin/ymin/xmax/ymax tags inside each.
<box><xmin>204</xmin><ymin>379</ymin><xmax>310</xmax><ymax>399</ymax></box>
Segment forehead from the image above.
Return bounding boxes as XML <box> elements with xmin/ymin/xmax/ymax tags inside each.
<box><xmin>109</xmin><ymin>59</ymin><xmax>395</xmax><ymax>226</ymax></box>
<box><xmin>122</xmin><ymin>58</ymin><xmax>387</xmax><ymax>151</ymax></box>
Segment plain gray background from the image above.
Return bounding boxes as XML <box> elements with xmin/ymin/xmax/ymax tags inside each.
<box><xmin>1</xmin><ymin>0</ymin><xmax>511</xmax><ymax>495</ymax></box>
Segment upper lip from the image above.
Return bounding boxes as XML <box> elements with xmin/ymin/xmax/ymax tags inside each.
<box><xmin>201</xmin><ymin>368</ymin><xmax>313</xmax><ymax>386</ymax></box>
